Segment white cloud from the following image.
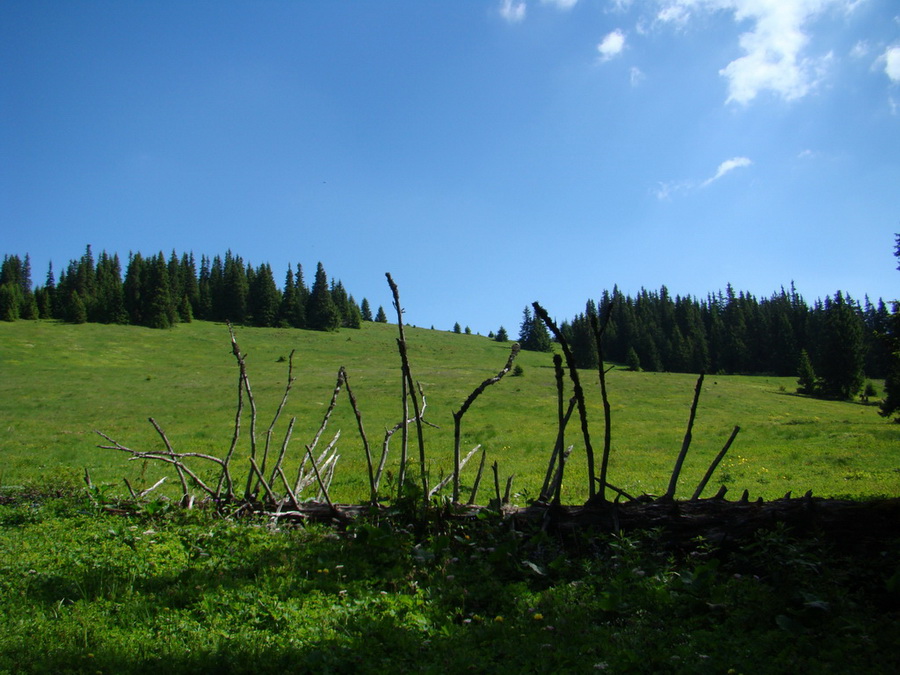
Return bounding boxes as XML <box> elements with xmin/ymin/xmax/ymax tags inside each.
<box><xmin>500</xmin><ymin>0</ymin><xmax>526</xmax><ymax>23</ymax></box>
<box><xmin>702</xmin><ymin>156</ymin><xmax>752</xmax><ymax>186</ymax></box>
<box><xmin>656</xmin><ymin>1</ymin><xmax>856</xmax><ymax>104</ymax></box>
<box><xmin>597</xmin><ymin>29</ymin><xmax>626</xmax><ymax>61</ymax></box>
<box><xmin>541</xmin><ymin>0</ymin><xmax>578</xmax><ymax>9</ymax></box>
<box><xmin>885</xmin><ymin>46</ymin><xmax>900</xmax><ymax>82</ymax></box>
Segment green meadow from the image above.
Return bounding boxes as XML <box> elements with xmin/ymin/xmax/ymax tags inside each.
<box><xmin>2</xmin><ymin>319</ymin><xmax>897</xmax><ymax>503</ymax></box>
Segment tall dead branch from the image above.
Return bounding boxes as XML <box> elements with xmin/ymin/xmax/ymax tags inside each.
<box><xmin>664</xmin><ymin>373</ymin><xmax>705</xmax><ymax>500</ymax></box>
<box><xmin>533</xmin><ymin>302</ymin><xmax>598</xmax><ymax>499</ymax></box>
<box><xmin>451</xmin><ymin>343</ymin><xmax>520</xmax><ymax>501</ymax></box>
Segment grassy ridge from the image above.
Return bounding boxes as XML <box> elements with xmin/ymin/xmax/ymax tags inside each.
<box><xmin>1</xmin><ymin>320</ymin><xmax>898</xmax><ymax>502</ymax></box>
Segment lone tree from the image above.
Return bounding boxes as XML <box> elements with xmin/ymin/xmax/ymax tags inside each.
<box><xmin>375</xmin><ymin>305</ymin><xmax>388</xmax><ymax>323</ymax></box>
<box><xmin>495</xmin><ymin>325</ymin><xmax>509</xmax><ymax>342</ymax></box>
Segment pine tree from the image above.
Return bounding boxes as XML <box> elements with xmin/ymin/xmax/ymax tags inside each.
<box><xmin>453</xmin><ymin>322</ymin><xmax>461</xmax><ymax>334</ymax></box>
<box><xmin>360</xmin><ymin>298</ymin><xmax>373</xmax><ymax>322</ymax></box>
<box><xmin>495</xmin><ymin>326</ymin><xmax>509</xmax><ymax>342</ymax></box>
<box><xmin>345</xmin><ymin>295</ymin><xmax>363</xmax><ymax>329</ymax></box>
<box><xmin>222</xmin><ymin>252</ymin><xmax>248</xmax><ymax>324</ymax></box>
<box><xmin>248</xmin><ymin>262</ymin><xmax>280</xmax><ymax>327</ymax></box>
<box><xmin>818</xmin><ymin>291</ymin><xmax>865</xmax><ymax>399</ymax></box>
<box><xmin>626</xmin><ymin>346</ymin><xmax>641</xmax><ymax>372</ymax></box>
<box><xmin>123</xmin><ymin>253</ymin><xmax>145</xmax><ymax>325</ymax></box>
<box><xmin>0</xmin><ymin>283</ymin><xmax>17</xmax><ymax>321</ymax></box>
<box><xmin>67</xmin><ymin>290</ymin><xmax>87</xmax><ymax>324</ymax></box>
<box><xmin>144</xmin><ymin>253</ymin><xmax>174</xmax><ymax>329</ymax></box>
<box><xmin>797</xmin><ymin>349</ymin><xmax>818</xmax><ymax>395</ymax></box>
<box><xmin>307</xmin><ymin>262</ymin><xmax>340</xmax><ymax>331</ymax></box>
<box><xmin>375</xmin><ymin>305</ymin><xmax>388</xmax><ymax>323</ymax></box>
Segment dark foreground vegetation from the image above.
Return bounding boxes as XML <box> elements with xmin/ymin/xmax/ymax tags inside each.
<box><xmin>1</xmin><ymin>481</ymin><xmax>899</xmax><ymax>674</ymax></box>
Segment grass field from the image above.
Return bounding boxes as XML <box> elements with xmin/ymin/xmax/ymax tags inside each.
<box><xmin>1</xmin><ymin>319</ymin><xmax>898</xmax><ymax>503</ymax></box>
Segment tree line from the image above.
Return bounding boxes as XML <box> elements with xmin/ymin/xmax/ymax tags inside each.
<box><xmin>0</xmin><ymin>246</ymin><xmax>389</xmax><ymax>331</ymax></box>
<box><xmin>498</xmin><ymin>274</ymin><xmax>896</xmax><ymax>406</ymax></box>
<box><xmin>549</xmin><ymin>284</ymin><xmax>890</xmax><ymax>391</ymax></box>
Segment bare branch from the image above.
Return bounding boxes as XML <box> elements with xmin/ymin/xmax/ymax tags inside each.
<box><xmin>664</xmin><ymin>373</ymin><xmax>705</xmax><ymax>501</ymax></box>
<box><xmin>533</xmin><ymin>302</ymin><xmax>597</xmax><ymax>499</ymax></box>
<box><xmin>341</xmin><ymin>367</ymin><xmax>376</xmax><ymax>503</ymax></box>
<box><xmin>452</xmin><ymin>343</ymin><xmax>520</xmax><ymax>501</ymax></box>
<box><xmin>691</xmin><ymin>425</ymin><xmax>740</xmax><ymax>500</ymax></box>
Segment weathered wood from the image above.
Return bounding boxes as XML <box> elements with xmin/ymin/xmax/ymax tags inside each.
<box><xmin>663</xmin><ymin>373</ymin><xmax>704</xmax><ymax>500</ymax></box>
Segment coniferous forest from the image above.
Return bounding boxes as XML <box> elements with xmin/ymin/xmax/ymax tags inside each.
<box><xmin>2</xmin><ymin>242</ymin><xmax>899</xmax><ymax>408</ymax></box>
<box><xmin>0</xmin><ymin>246</ymin><xmax>388</xmax><ymax>333</ymax></box>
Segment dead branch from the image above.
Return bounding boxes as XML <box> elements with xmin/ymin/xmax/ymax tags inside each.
<box><xmin>467</xmin><ymin>446</ymin><xmax>488</xmax><ymax>506</ymax></box>
<box><xmin>304</xmin><ymin>443</ymin><xmax>336</xmax><ymax>513</ymax></box>
<box><xmin>375</xmin><ymin>384</ymin><xmax>435</xmax><ymax>492</ymax></box>
<box><xmin>340</xmin><ymin>367</ymin><xmax>376</xmax><ymax>503</ymax></box>
<box><xmin>148</xmin><ymin>417</ymin><xmax>189</xmax><ymax>503</ymax></box>
<box><xmin>249</xmin><ymin>458</ymin><xmax>277</xmax><ymax>504</ymax></box>
<box><xmin>590</xmin><ymin>305</ymin><xmax>614</xmax><ymax>502</ymax></box>
<box><xmin>429</xmin><ymin>444</ymin><xmax>481</xmax><ymax>499</ymax></box>
<box><xmin>533</xmin><ymin>302</ymin><xmax>597</xmax><ymax>499</ymax></box>
<box><xmin>397</xmin><ymin>337</ymin><xmax>427</xmax><ymax>504</ymax></box>
<box><xmin>664</xmin><ymin>373</ymin><xmax>705</xmax><ymax>501</ymax></box>
<box><xmin>255</xmin><ymin>349</ymin><xmax>296</xmax><ymax>495</ymax></box>
<box><xmin>452</xmin><ymin>343</ymin><xmax>520</xmax><ymax>502</ymax></box>
<box><xmin>386</xmin><ymin>273</ymin><xmax>411</xmax><ymax>497</ymax></box>
<box><xmin>692</xmin><ymin>425</ymin><xmax>741</xmax><ymax>500</ymax></box>
<box><xmin>294</xmin><ymin>370</ymin><xmax>342</xmax><ymax>494</ymax></box>
<box><xmin>268</xmin><ymin>416</ymin><xmax>296</xmax><ymax>486</ymax></box>
<box><xmin>492</xmin><ymin>461</ymin><xmax>501</xmax><ymax>506</ymax></box>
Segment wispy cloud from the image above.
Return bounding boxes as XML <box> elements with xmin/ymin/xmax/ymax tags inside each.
<box><xmin>597</xmin><ymin>29</ymin><xmax>626</xmax><ymax>61</ymax></box>
<box><xmin>656</xmin><ymin>156</ymin><xmax>753</xmax><ymax>199</ymax></box>
<box><xmin>656</xmin><ymin>1</ymin><xmax>856</xmax><ymax>104</ymax></box>
<box><xmin>500</xmin><ymin>0</ymin><xmax>526</xmax><ymax>23</ymax></box>
<box><xmin>653</xmin><ymin>180</ymin><xmax>691</xmax><ymax>200</ymax></box>
<box><xmin>630</xmin><ymin>66</ymin><xmax>645</xmax><ymax>86</ymax></box>
<box><xmin>850</xmin><ymin>40</ymin><xmax>870</xmax><ymax>59</ymax></box>
<box><xmin>701</xmin><ymin>156</ymin><xmax>753</xmax><ymax>187</ymax></box>
<box><xmin>541</xmin><ymin>0</ymin><xmax>578</xmax><ymax>9</ymax></box>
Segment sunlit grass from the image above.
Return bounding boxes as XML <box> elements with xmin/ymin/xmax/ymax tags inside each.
<box><xmin>1</xmin><ymin>319</ymin><xmax>897</xmax><ymax>503</ymax></box>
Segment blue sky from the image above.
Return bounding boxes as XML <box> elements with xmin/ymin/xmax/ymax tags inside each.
<box><xmin>2</xmin><ymin>0</ymin><xmax>898</xmax><ymax>335</ymax></box>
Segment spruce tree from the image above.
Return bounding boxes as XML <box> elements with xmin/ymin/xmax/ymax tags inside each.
<box><xmin>144</xmin><ymin>253</ymin><xmax>173</xmax><ymax>329</ymax></box>
<box><xmin>307</xmin><ymin>262</ymin><xmax>340</xmax><ymax>331</ymax></box>
<box><xmin>797</xmin><ymin>349</ymin><xmax>818</xmax><ymax>395</ymax></box>
<box><xmin>248</xmin><ymin>262</ymin><xmax>280</xmax><ymax>327</ymax></box>
<box><xmin>495</xmin><ymin>326</ymin><xmax>509</xmax><ymax>342</ymax></box>
<box><xmin>123</xmin><ymin>253</ymin><xmax>145</xmax><ymax>325</ymax></box>
<box><xmin>375</xmin><ymin>305</ymin><xmax>388</xmax><ymax>323</ymax></box>
<box><xmin>626</xmin><ymin>346</ymin><xmax>641</xmax><ymax>372</ymax></box>
<box><xmin>818</xmin><ymin>291</ymin><xmax>865</xmax><ymax>399</ymax></box>
<box><xmin>67</xmin><ymin>290</ymin><xmax>87</xmax><ymax>324</ymax></box>
<box><xmin>453</xmin><ymin>322</ymin><xmax>461</xmax><ymax>334</ymax></box>
<box><xmin>0</xmin><ymin>283</ymin><xmax>17</xmax><ymax>321</ymax></box>
<box><xmin>345</xmin><ymin>295</ymin><xmax>362</xmax><ymax>329</ymax></box>
<box><xmin>361</xmin><ymin>297</ymin><xmax>373</xmax><ymax>322</ymax></box>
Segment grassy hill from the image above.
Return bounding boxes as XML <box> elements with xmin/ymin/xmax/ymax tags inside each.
<box><xmin>1</xmin><ymin>319</ymin><xmax>897</xmax><ymax>502</ymax></box>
